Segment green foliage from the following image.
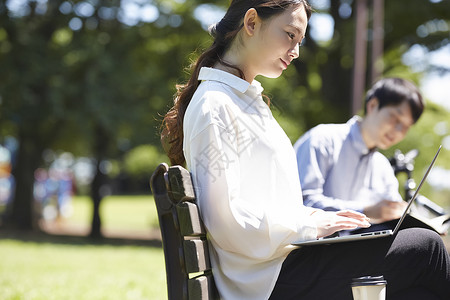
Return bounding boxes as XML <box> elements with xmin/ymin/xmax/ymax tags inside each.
<box><xmin>123</xmin><ymin>145</ymin><xmax>167</xmax><ymax>180</ymax></box>
<box><xmin>0</xmin><ymin>0</ymin><xmax>212</xmax><ymax>157</ymax></box>
<box><xmin>1</xmin><ymin>0</ymin><xmax>449</xmax><ymax>228</ymax></box>
<box><xmin>0</xmin><ymin>0</ymin><xmax>210</xmax><ymax>228</ymax></box>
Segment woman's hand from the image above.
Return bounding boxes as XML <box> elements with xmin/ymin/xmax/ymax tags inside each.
<box><xmin>310</xmin><ymin>209</ymin><xmax>371</xmax><ymax>238</ymax></box>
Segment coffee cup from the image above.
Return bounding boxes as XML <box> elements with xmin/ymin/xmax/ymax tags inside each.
<box><xmin>351</xmin><ymin>275</ymin><xmax>387</xmax><ymax>300</ymax></box>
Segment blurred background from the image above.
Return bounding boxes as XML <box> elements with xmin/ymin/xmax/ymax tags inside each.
<box><xmin>0</xmin><ymin>0</ymin><xmax>449</xmax><ymax>298</ymax></box>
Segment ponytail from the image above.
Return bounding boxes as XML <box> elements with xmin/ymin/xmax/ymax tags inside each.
<box><xmin>161</xmin><ymin>14</ymin><xmax>244</xmax><ymax>167</ymax></box>
<box><xmin>161</xmin><ymin>44</ymin><xmax>226</xmax><ymax>166</ymax></box>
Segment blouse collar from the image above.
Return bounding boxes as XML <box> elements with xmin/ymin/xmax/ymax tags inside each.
<box><xmin>198</xmin><ymin>67</ymin><xmax>264</xmax><ymax>98</ymax></box>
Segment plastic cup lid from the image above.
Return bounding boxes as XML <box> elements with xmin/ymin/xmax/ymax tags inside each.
<box><xmin>351</xmin><ymin>276</ymin><xmax>387</xmax><ymax>287</ymax></box>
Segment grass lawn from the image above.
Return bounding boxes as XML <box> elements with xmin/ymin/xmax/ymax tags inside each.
<box><xmin>0</xmin><ymin>195</ymin><xmax>167</xmax><ymax>299</ymax></box>
<box><xmin>0</xmin><ymin>238</ymin><xmax>167</xmax><ymax>299</ymax></box>
<box><xmin>63</xmin><ymin>195</ymin><xmax>160</xmax><ymax>234</ymax></box>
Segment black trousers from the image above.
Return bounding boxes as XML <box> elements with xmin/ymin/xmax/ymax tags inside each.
<box><xmin>269</xmin><ymin>228</ymin><xmax>450</xmax><ymax>300</ymax></box>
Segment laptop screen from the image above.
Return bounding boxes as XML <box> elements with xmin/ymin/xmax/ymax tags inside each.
<box><xmin>392</xmin><ymin>145</ymin><xmax>442</xmax><ymax>234</ymax></box>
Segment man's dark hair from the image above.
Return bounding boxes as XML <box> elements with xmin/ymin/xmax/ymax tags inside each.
<box><xmin>365</xmin><ymin>78</ymin><xmax>424</xmax><ymax>123</ymax></box>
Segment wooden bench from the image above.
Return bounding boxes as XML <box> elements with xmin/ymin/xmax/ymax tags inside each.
<box><xmin>150</xmin><ymin>163</ymin><xmax>219</xmax><ymax>300</ymax></box>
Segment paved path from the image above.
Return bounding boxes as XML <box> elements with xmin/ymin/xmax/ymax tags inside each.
<box><xmin>39</xmin><ymin>220</ymin><xmax>450</xmax><ymax>252</ymax></box>
<box><xmin>39</xmin><ymin>219</ymin><xmax>161</xmax><ymax>241</ymax></box>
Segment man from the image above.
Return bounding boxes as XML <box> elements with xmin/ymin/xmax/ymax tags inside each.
<box><xmin>294</xmin><ymin>78</ymin><xmax>424</xmax><ymax>225</ymax></box>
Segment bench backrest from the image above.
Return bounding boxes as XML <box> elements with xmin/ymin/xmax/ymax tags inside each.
<box><xmin>150</xmin><ymin>163</ymin><xmax>219</xmax><ymax>300</ymax></box>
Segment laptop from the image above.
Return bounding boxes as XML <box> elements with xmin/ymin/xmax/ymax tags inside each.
<box><xmin>292</xmin><ymin>145</ymin><xmax>442</xmax><ymax>247</ymax></box>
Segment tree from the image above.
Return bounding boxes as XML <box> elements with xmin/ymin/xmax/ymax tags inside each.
<box><xmin>0</xmin><ymin>0</ymin><xmax>75</xmax><ymax>229</ymax></box>
<box><xmin>1</xmin><ymin>0</ymin><xmax>449</xmax><ymax>233</ymax></box>
<box><xmin>0</xmin><ymin>0</ymin><xmax>209</xmax><ymax>234</ymax></box>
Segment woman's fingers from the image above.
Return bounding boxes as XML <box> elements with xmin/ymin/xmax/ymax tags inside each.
<box><xmin>312</xmin><ymin>210</ymin><xmax>371</xmax><ymax>238</ymax></box>
<box><xmin>336</xmin><ymin>209</ymin><xmax>366</xmax><ymax>218</ymax></box>
<box><xmin>335</xmin><ymin>213</ymin><xmax>371</xmax><ymax>228</ymax></box>
<box><xmin>336</xmin><ymin>210</ymin><xmax>371</xmax><ymax>223</ymax></box>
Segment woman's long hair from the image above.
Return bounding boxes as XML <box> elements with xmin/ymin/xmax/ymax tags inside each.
<box><xmin>162</xmin><ymin>0</ymin><xmax>312</xmax><ymax>166</ymax></box>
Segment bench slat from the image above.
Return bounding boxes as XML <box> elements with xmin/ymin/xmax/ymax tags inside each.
<box><xmin>168</xmin><ymin>166</ymin><xmax>196</xmax><ymax>204</ymax></box>
<box><xmin>177</xmin><ymin>202</ymin><xmax>206</xmax><ymax>236</ymax></box>
<box><xmin>184</xmin><ymin>239</ymin><xmax>211</xmax><ymax>273</ymax></box>
<box><xmin>188</xmin><ymin>274</ymin><xmax>218</xmax><ymax>300</ymax></box>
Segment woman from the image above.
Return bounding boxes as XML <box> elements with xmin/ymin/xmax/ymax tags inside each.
<box><xmin>162</xmin><ymin>1</ymin><xmax>450</xmax><ymax>299</ymax></box>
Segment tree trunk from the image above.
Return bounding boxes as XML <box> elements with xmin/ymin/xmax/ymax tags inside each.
<box><xmin>89</xmin><ymin>124</ymin><xmax>110</xmax><ymax>239</ymax></box>
<box><xmin>89</xmin><ymin>160</ymin><xmax>104</xmax><ymax>238</ymax></box>
<box><xmin>7</xmin><ymin>134</ymin><xmax>42</xmax><ymax>230</ymax></box>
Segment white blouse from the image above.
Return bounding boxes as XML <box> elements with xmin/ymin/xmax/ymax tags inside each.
<box><xmin>183</xmin><ymin>67</ymin><xmax>317</xmax><ymax>300</ymax></box>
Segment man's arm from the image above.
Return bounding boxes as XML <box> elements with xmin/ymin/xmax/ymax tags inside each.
<box><xmin>360</xmin><ymin>153</ymin><xmax>406</xmax><ymax>222</ymax></box>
